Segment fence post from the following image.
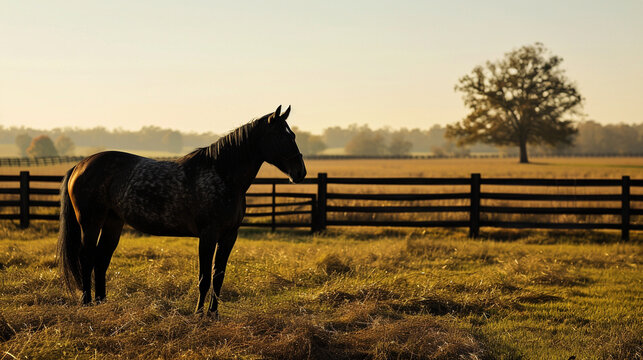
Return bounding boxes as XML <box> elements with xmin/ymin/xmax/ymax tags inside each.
<box><xmin>310</xmin><ymin>194</ymin><xmax>317</xmax><ymax>233</ymax></box>
<box><xmin>19</xmin><ymin>171</ymin><xmax>30</xmax><ymax>229</ymax></box>
<box><xmin>469</xmin><ymin>173</ymin><xmax>480</xmax><ymax>238</ymax></box>
<box><xmin>316</xmin><ymin>173</ymin><xmax>327</xmax><ymax>231</ymax></box>
<box><xmin>621</xmin><ymin>176</ymin><xmax>630</xmax><ymax>241</ymax></box>
<box><xmin>271</xmin><ymin>182</ymin><xmax>276</xmax><ymax>232</ymax></box>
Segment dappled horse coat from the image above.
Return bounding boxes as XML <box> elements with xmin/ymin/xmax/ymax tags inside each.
<box><xmin>58</xmin><ymin>106</ymin><xmax>306</xmax><ymax>316</ymax></box>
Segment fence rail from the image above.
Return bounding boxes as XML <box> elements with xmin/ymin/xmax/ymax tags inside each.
<box><xmin>0</xmin><ymin>171</ymin><xmax>641</xmax><ymax>239</ymax></box>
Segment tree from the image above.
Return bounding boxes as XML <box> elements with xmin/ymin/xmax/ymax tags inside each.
<box><xmin>345</xmin><ymin>129</ymin><xmax>388</xmax><ymax>155</ymax></box>
<box><xmin>304</xmin><ymin>135</ymin><xmax>326</xmax><ymax>155</ymax></box>
<box><xmin>323</xmin><ymin>126</ymin><xmax>358</xmax><ymax>148</ymax></box>
<box><xmin>162</xmin><ymin>130</ymin><xmax>183</xmax><ymax>153</ymax></box>
<box><xmin>291</xmin><ymin>127</ymin><xmax>327</xmax><ymax>155</ymax></box>
<box><xmin>447</xmin><ymin>43</ymin><xmax>582</xmax><ymax>163</ymax></box>
<box><xmin>15</xmin><ymin>134</ymin><xmax>32</xmax><ymax>157</ymax></box>
<box><xmin>55</xmin><ymin>135</ymin><xmax>75</xmax><ymax>155</ymax></box>
<box><xmin>26</xmin><ymin>135</ymin><xmax>59</xmax><ymax>157</ymax></box>
<box><xmin>388</xmin><ymin>133</ymin><xmax>412</xmax><ymax>156</ymax></box>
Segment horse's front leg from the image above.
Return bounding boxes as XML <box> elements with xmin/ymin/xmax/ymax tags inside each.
<box><xmin>195</xmin><ymin>233</ymin><xmax>217</xmax><ymax>314</ymax></box>
<box><xmin>208</xmin><ymin>227</ymin><xmax>239</xmax><ymax>318</ymax></box>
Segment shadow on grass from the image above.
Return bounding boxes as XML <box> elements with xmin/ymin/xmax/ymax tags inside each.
<box><xmin>3</xmin><ymin>220</ymin><xmax>638</xmax><ymax>244</ymax></box>
<box><xmin>238</xmin><ymin>227</ymin><xmax>315</xmax><ymax>243</ymax></box>
<box><xmin>479</xmin><ymin>228</ymin><xmax>634</xmax><ymax>244</ymax></box>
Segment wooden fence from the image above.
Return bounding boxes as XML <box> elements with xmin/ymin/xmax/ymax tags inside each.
<box><xmin>0</xmin><ymin>172</ymin><xmax>641</xmax><ymax>239</ymax></box>
<box><xmin>0</xmin><ymin>156</ymin><xmax>86</xmax><ymax>167</ymax></box>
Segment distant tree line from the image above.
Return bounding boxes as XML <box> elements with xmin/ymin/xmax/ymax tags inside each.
<box><xmin>322</xmin><ymin>124</ymin><xmax>494</xmax><ymax>156</ymax></box>
<box><xmin>15</xmin><ymin>134</ymin><xmax>75</xmax><ymax>157</ymax></box>
<box><xmin>1</xmin><ymin>120</ymin><xmax>641</xmax><ymax>158</ymax></box>
<box><xmin>0</xmin><ymin>125</ymin><xmax>329</xmax><ymax>157</ymax></box>
<box><xmin>1</xmin><ymin>126</ymin><xmax>206</xmax><ymax>156</ymax></box>
<box><xmin>323</xmin><ymin>121</ymin><xmax>643</xmax><ymax>157</ymax></box>
<box><xmin>532</xmin><ymin>120</ymin><xmax>643</xmax><ymax>156</ymax></box>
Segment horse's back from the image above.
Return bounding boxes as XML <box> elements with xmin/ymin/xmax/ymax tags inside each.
<box><xmin>73</xmin><ymin>151</ymin><xmax>144</xmax><ymax>178</ymax></box>
<box><xmin>70</xmin><ymin>151</ymin><xmax>144</xmax><ymax>195</ymax></box>
<box><xmin>66</xmin><ymin>152</ymin><xmax>143</xmax><ymax>224</ymax></box>
<box><xmin>70</xmin><ymin>151</ymin><xmax>200</xmax><ymax>236</ymax></box>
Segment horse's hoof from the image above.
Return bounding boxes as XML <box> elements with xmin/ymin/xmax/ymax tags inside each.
<box><xmin>206</xmin><ymin>310</ymin><xmax>220</xmax><ymax>321</ymax></box>
<box><xmin>81</xmin><ymin>294</ymin><xmax>92</xmax><ymax>306</ymax></box>
<box><xmin>94</xmin><ymin>297</ymin><xmax>106</xmax><ymax>304</ymax></box>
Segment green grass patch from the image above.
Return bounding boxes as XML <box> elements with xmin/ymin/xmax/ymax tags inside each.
<box><xmin>0</xmin><ymin>228</ymin><xmax>641</xmax><ymax>359</ymax></box>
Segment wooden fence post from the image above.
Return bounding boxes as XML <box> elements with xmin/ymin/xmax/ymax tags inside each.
<box><xmin>316</xmin><ymin>173</ymin><xmax>327</xmax><ymax>231</ymax></box>
<box><xmin>271</xmin><ymin>182</ymin><xmax>276</xmax><ymax>232</ymax></box>
<box><xmin>469</xmin><ymin>173</ymin><xmax>480</xmax><ymax>238</ymax></box>
<box><xmin>19</xmin><ymin>171</ymin><xmax>30</xmax><ymax>228</ymax></box>
<box><xmin>622</xmin><ymin>175</ymin><xmax>630</xmax><ymax>241</ymax></box>
<box><xmin>310</xmin><ymin>194</ymin><xmax>317</xmax><ymax>233</ymax></box>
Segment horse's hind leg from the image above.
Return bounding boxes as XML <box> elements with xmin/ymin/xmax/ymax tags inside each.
<box><xmin>208</xmin><ymin>228</ymin><xmax>239</xmax><ymax>317</ymax></box>
<box><xmin>195</xmin><ymin>234</ymin><xmax>216</xmax><ymax>314</ymax></box>
<box><xmin>78</xmin><ymin>213</ymin><xmax>105</xmax><ymax>305</ymax></box>
<box><xmin>94</xmin><ymin>212</ymin><xmax>124</xmax><ymax>302</ymax></box>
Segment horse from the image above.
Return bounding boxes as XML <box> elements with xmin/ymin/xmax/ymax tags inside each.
<box><xmin>57</xmin><ymin>105</ymin><xmax>306</xmax><ymax>316</ymax></box>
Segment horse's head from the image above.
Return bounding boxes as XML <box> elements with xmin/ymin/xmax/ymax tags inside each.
<box><xmin>260</xmin><ymin>105</ymin><xmax>307</xmax><ymax>183</ymax></box>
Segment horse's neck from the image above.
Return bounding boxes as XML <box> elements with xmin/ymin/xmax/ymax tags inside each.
<box><xmin>223</xmin><ymin>158</ymin><xmax>263</xmax><ymax>195</ymax></box>
<box><xmin>213</xmin><ymin>144</ymin><xmax>263</xmax><ymax>195</ymax></box>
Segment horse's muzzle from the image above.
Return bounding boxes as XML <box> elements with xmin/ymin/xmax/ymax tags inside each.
<box><xmin>288</xmin><ymin>154</ymin><xmax>307</xmax><ymax>183</ymax></box>
<box><xmin>290</xmin><ymin>170</ymin><xmax>306</xmax><ymax>183</ymax></box>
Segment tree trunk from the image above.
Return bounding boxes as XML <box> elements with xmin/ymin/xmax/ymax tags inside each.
<box><xmin>519</xmin><ymin>140</ymin><xmax>529</xmax><ymax>163</ymax></box>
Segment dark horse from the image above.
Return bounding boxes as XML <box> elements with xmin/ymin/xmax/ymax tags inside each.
<box><xmin>58</xmin><ymin>105</ymin><xmax>306</xmax><ymax>316</ymax></box>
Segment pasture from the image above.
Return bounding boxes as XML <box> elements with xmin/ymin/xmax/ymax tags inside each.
<box><xmin>1</xmin><ymin>157</ymin><xmax>642</xmax><ymax>359</ymax></box>
<box><xmin>0</xmin><ymin>226</ymin><xmax>641</xmax><ymax>359</ymax></box>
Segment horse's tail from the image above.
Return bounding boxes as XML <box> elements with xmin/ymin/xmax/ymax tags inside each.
<box><xmin>57</xmin><ymin>166</ymin><xmax>82</xmax><ymax>292</ymax></box>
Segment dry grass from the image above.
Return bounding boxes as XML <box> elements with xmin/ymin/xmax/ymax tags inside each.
<box><xmin>0</xmin><ymin>157</ymin><xmax>642</xmax><ymax>358</ymax></box>
<box><xmin>261</xmin><ymin>157</ymin><xmax>643</xmax><ymax>178</ymax></box>
<box><xmin>1</xmin><ymin>224</ymin><xmax>642</xmax><ymax>359</ymax></box>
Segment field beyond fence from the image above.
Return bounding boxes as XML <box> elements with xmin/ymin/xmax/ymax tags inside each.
<box><xmin>4</xmin><ymin>153</ymin><xmax>643</xmax><ymax>167</ymax></box>
<box><xmin>1</xmin><ymin>171</ymin><xmax>641</xmax><ymax>240</ymax></box>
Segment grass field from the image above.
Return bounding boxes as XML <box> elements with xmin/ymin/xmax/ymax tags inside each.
<box><xmin>0</xmin><ymin>158</ymin><xmax>642</xmax><ymax>358</ymax></box>
<box><xmin>0</xmin><ymin>225</ymin><xmax>641</xmax><ymax>359</ymax></box>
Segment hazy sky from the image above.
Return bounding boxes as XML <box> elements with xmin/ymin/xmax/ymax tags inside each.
<box><xmin>1</xmin><ymin>0</ymin><xmax>641</xmax><ymax>134</ymax></box>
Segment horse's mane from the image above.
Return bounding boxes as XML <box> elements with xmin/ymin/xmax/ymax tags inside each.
<box><xmin>176</xmin><ymin>115</ymin><xmax>269</xmax><ymax>170</ymax></box>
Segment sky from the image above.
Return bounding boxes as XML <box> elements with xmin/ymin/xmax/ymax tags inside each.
<box><xmin>1</xmin><ymin>0</ymin><xmax>641</xmax><ymax>134</ymax></box>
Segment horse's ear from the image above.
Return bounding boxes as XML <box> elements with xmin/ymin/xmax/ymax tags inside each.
<box><xmin>281</xmin><ymin>105</ymin><xmax>291</xmax><ymax>121</ymax></box>
<box><xmin>268</xmin><ymin>105</ymin><xmax>282</xmax><ymax>124</ymax></box>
